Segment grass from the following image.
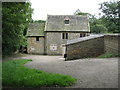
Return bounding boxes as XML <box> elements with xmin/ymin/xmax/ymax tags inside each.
<box><xmin>2</xmin><ymin>59</ymin><xmax>77</xmax><ymax>88</ymax></box>
<box><xmin>97</xmin><ymin>53</ymin><xmax>120</xmax><ymax>58</ymax></box>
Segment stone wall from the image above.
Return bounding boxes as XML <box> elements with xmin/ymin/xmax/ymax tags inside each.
<box><xmin>27</xmin><ymin>36</ymin><xmax>44</xmax><ymax>54</ymax></box>
<box><xmin>104</xmin><ymin>34</ymin><xmax>120</xmax><ymax>54</ymax></box>
<box><xmin>45</xmin><ymin>31</ymin><xmax>88</xmax><ymax>55</ymax></box>
<box><xmin>66</xmin><ymin>34</ymin><xmax>120</xmax><ymax>60</ymax></box>
<box><xmin>66</xmin><ymin>35</ymin><xmax>104</xmax><ymax>60</ymax></box>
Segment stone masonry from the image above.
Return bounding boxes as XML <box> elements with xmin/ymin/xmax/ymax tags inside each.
<box><xmin>66</xmin><ymin>35</ymin><xmax>104</xmax><ymax>60</ymax></box>
<box><xmin>104</xmin><ymin>34</ymin><xmax>120</xmax><ymax>54</ymax></box>
<box><xmin>66</xmin><ymin>34</ymin><xmax>120</xmax><ymax>60</ymax></box>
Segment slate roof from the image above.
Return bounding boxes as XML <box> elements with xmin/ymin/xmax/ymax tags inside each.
<box><xmin>45</xmin><ymin>15</ymin><xmax>90</xmax><ymax>32</ymax></box>
<box><xmin>27</xmin><ymin>23</ymin><xmax>45</xmax><ymax>36</ymax></box>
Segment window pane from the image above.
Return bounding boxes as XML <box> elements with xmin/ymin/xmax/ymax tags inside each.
<box><xmin>36</xmin><ymin>37</ymin><xmax>39</xmax><ymax>41</ymax></box>
<box><xmin>80</xmin><ymin>33</ymin><xmax>82</xmax><ymax>38</ymax></box>
<box><xmin>62</xmin><ymin>33</ymin><xmax>64</xmax><ymax>39</ymax></box>
<box><xmin>66</xmin><ymin>33</ymin><xmax>68</xmax><ymax>39</ymax></box>
<box><xmin>64</xmin><ymin>20</ymin><xmax>69</xmax><ymax>24</ymax></box>
<box><xmin>83</xmin><ymin>33</ymin><xmax>86</xmax><ymax>37</ymax></box>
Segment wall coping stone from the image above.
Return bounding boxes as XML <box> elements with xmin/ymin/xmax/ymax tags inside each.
<box><xmin>66</xmin><ymin>33</ymin><xmax>120</xmax><ymax>45</ymax></box>
<box><xmin>66</xmin><ymin>35</ymin><xmax>104</xmax><ymax>45</ymax></box>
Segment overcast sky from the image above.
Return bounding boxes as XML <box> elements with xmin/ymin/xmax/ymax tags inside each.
<box><xmin>29</xmin><ymin>0</ymin><xmax>113</xmax><ymax>20</ymax></box>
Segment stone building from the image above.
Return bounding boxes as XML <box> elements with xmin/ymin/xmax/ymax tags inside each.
<box><xmin>27</xmin><ymin>15</ymin><xmax>90</xmax><ymax>55</ymax></box>
<box><xmin>27</xmin><ymin>23</ymin><xmax>45</xmax><ymax>54</ymax></box>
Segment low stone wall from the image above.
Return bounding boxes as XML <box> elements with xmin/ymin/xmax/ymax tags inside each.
<box><xmin>66</xmin><ymin>35</ymin><xmax>104</xmax><ymax>60</ymax></box>
<box><xmin>66</xmin><ymin>34</ymin><xmax>120</xmax><ymax>60</ymax></box>
<box><xmin>104</xmin><ymin>34</ymin><xmax>120</xmax><ymax>54</ymax></box>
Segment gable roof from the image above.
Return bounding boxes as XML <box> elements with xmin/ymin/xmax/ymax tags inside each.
<box><xmin>27</xmin><ymin>23</ymin><xmax>45</xmax><ymax>36</ymax></box>
<box><xmin>45</xmin><ymin>15</ymin><xmax>90</xmax><ymax>32</ymax></box>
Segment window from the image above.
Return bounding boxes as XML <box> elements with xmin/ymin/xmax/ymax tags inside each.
<box><xmin>80</xmin><ymin>33</ymin><xmax>86</xmax><ymax>38</ymax></box>
<box><xmin>83</xmin><ymin>33</ymin><xmax>86</xmax><ymax>37</ymax></box>
<box><xmin>36</xmin><ymin>37</ymin><xmax>39</xmax><ymax>41</ymax></box>
<box><xmin>62</xmin><ymin>33</ymin><xmax>68</xmax><ymax>39</ymax></box>
<box><xmin>64</xmin><ymin>20</ymin><xmax>69</xmax><ymax>24</ymax></box>
<box><xmin>80</xmin><ymin>33</ymin><xmax>82</xmax><ymax>38</ymax></box>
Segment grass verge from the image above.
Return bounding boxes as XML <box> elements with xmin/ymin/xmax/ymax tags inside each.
<box><xmin>97</xmin><ymin>53</ymin><xmax>120</xmax><ymax>58</ymax></box>
<box><xmin>2</xmin><ymin>59</ymin><xmax>76</xmax><ymax>88</ymax></box>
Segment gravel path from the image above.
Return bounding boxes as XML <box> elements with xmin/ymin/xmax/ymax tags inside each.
<box><xmin>3</xmin><ymin>54</ymin><xmax>118</xmax><ymax>88</ymax></box>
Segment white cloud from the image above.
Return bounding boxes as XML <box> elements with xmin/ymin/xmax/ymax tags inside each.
<box><xmin>30</xmin><ymin>0</ymin><xmax>112</xmax><ymax>20</ymax></box>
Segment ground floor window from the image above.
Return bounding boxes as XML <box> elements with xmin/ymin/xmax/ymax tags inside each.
<box><xmin>36</xmin><ymin>36</ymin><xmax>39</xmax><ymax>41</ymax></box>
<box><xmin>80</xmin><ymin>33</ymin><xmax>86</xmax><ymax>38</ymax></box>
<box><xmin>62</xmin><ymin>33</ymin><xmax>68</xmax><ymax>39</ymax></box>
<box><xmin>80</xmin><ymin>33</ymin><xmax>83</xmax><ymax>38</ymax></box>
<box><xmin>83</xmin><ymin>33</ymin><xmax>86</xmax><ymax>37</ymax></box>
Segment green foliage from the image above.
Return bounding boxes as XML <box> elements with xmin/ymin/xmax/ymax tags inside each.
<box><xmin>74</xmin><ymin>9</ymin><xmax>90</xmax><ymax>16</ymax></box>
<box><xmin>2</xmin><ymin>59</ymin><xmax>77</xmax><ymax>87</ymax></box>
<box><xmin>99</xmin><ymin>0</ymin><xmax>120</xmax><ymax>33</ymax></box>
<box><xmin>90</xmin><ymin>16</ymin><xmax>108</xmax><ymax>34</ymax></box>
<box><xmin>34</xmin><ymin>20</ymin><xmax>46</xmax><ymax>23</ymax></box>
<box><xmin>74</xmin><ymin>9</ymin><xmax>108</xmax><ymax>34</ymax></box>
<box><xmin>98</xmin><ymin>53</ymin><xmax>120</xmax><ymax>58</ymax></box>
<box><xmin>2</xmin><ymin>2</ymin><xmax>33</xmax><ymax>57</ymax></box>
<box><xmin>76</xmin><ymin>1</ymin><xmax>120</xmax><ymax>34</ymax></box>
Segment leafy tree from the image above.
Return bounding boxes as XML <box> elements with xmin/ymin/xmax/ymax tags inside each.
<box><xmin>34</xmin><ymin>20</ymin><xmax>46</xmax><ymax>23</ymax></box>
<box><xmin>74</xmin><ymin>9</ymin><xmax>91</xmax><ymax>16</ymax></box>
<box><xmin>89</xmin><ymin>15</ymin><xmax>108</xmax><ymax>33</ymax></box>
<box><xmin>2</xmin><ymin>2</ymin><xmax>33</xmax><ymax>57</ymax></box>
<box><xmin>74</xmin><ymin>10</ymin><xmax>107</xmax><ymax>34</ymax></box>
<box><xmin>99</xmin><ymin>0</ymin><xmax>120</xmax><ymax>33</ymax></box>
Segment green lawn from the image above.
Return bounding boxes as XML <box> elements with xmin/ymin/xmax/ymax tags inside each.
<box><xmin>97</xmin><ymin>53</ymin><xmax>120</xmax><ymax>58</ymax></box>
<box><xmin>2</xmin><ymin>59</ymin><xmax>76</xmax><ymax>88</ymax></box>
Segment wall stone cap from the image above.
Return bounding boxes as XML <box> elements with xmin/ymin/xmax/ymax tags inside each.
<box><xmin>66</xmin><ymin>33</ymin><xmax>120</xmax><ymax>45</ymax></box>
<box><xmin>103</xmin><ymin>33</ymin><xmax>120</xmax><ymax>36</ymax></box>
<box><xmin>66</xmin><ymin>35</ymin><xmax>104</xmax><ymax>45</ymax></box>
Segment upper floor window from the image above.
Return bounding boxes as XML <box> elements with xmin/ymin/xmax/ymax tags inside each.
<box><xmin>64</xmin><ymin>16</ymin><xmax>70</xmax><ymax>24</ymax></box>
<box><xmin>64</xmin><ymin>20</ymin><xmax>69</xmax><ymax>24</ymax></box>
<box><xmin>62</xmin><ymin>33</ymin><xmax>68</xmax><ymax>39</ymax></box>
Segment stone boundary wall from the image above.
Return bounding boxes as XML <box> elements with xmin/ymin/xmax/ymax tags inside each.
<box><xmin>66</xmin><ymin>34</ymin><xmax>120</xmax><ymax>60</ymax></box>
<box><xmin>104</xmin><ymin>34</ymin><xmax>120</xmax><ymax>54</ymax></box>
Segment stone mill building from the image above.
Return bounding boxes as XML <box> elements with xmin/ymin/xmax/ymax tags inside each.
<box><xmin>27</xmin><ymin>15</ymin><xmax>90</xmax><ymax>55</ymax></box>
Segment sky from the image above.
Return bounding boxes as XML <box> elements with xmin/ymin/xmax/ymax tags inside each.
<box><xmin>29</xmin><ymin>0</ymin><xmax>113</xmax><ymax>20</ymax></box>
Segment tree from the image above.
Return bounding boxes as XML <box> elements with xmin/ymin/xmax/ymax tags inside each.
<box><xmin>89</xmin><ymin>15</ymin><xmax>108</xmax><ymax>34</ymax></box>
<box><xmin>34</xmin><ymin>20</ymin><xmax>46</xmax><ymax>23</ymax></box>
<box><xmin>74</xmin><ymin>10</ymin><xmax>107</xmax><ymax>34</ymax></box>
<box><xmin>99</xmin><ymin>0</ymin><xmax>120</xmax><ymax>33</ymax></box>
<box><xmin>2</xmin><ymin>2</ymin><xmax>33</xmax><ymax>57</ymax></box>
<box><xmin>74</xmin><ymin>9</ymin><xmax>90</xmax><ymax>16</ymax></box>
